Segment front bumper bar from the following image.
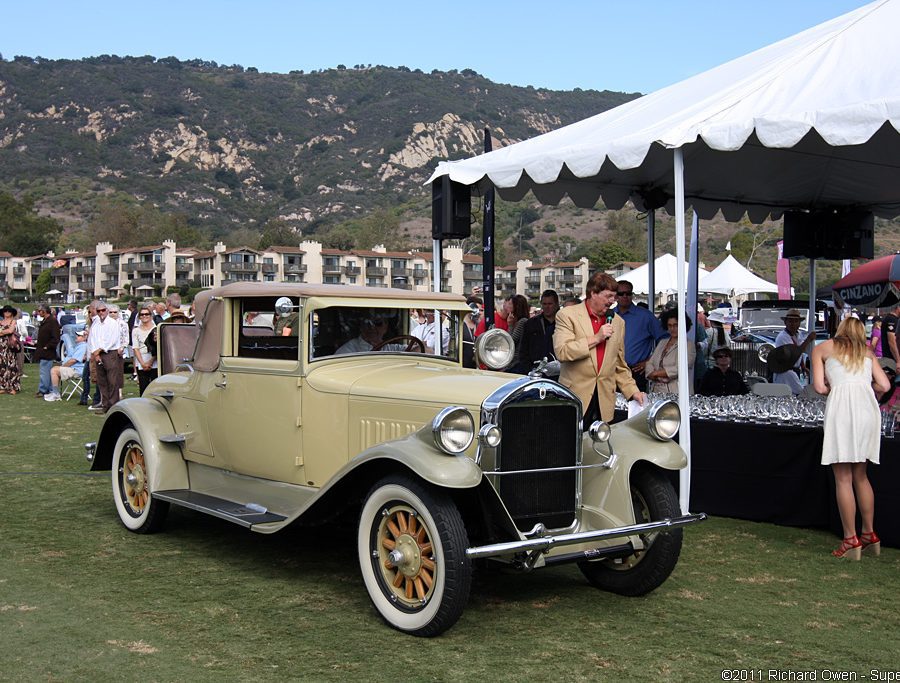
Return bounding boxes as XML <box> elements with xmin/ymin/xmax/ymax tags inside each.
<box><xmin>465</xmin><ymin>512</ymin><xmax>706</xmax><ymax>560</ymax></box>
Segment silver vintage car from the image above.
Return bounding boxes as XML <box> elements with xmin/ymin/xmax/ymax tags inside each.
<box><xmin>87</xmin><ymin>283</ymin><xmax>704</xmax><ymax>636</ymax></box>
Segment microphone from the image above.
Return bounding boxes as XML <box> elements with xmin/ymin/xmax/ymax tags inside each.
<box><xmin>605</xmin><ymin>313</ymin><xmax>614</xmax><ymax>325</ymax></box>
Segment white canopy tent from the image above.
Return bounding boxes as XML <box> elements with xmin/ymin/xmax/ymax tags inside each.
<box><xmin>625</xmin><ymin>253</ymin><xmax>710</xmax><ymax>297</ymax></box>
<box><xmin>428</xmin><ymin>0</ymin><xmax>900</xmax><ymax>513</ymax></box>
<box><xmin>698</xmin><ymin>254</ymin><xmax>780</xmax><ymax>298</ymax></box>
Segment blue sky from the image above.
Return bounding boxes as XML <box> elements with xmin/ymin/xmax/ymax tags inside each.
<box><xmin>1</xmin><ymin>0</ymin><xmax>873</xmax><ymax>93</ymax></box>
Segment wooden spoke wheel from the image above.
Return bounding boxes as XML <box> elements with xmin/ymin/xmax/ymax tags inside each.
<box><xmin>358</xmin><ymin>476</ymin><xmax>470</xmax><ymax>637</ymax></box>
<box><xmin>112</xmin><ymin>428</ymin><xmax>169</xmax><ymax>533</ymax></box>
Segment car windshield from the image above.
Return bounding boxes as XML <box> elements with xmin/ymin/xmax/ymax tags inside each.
<box><xmin>740</xmin><ymin>308</ymin><xmax>809</xmax><ymax>331</ymax></box>
<box><xmin>310</xmin><ymin>305</ymin><xmax>461</xmax><ymax>362</ymax></box>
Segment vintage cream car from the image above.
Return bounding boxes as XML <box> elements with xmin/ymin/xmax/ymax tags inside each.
<box><xmin>87</xmin><ymin>283</ymin><xmax>704</xmax><ymax>636</ymax></box>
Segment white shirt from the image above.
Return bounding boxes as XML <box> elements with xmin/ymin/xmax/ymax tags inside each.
<box><xmin>89</xmin><ymin>315</ymin><xmax>122</xmax><ymax>353</ymax></box>
<box><xmin>411</xmin><ymin>321</ymin><xmax>449</xmax><ymax>354</ymax></box>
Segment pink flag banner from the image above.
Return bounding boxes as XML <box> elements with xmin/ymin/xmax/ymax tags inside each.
<box><xmin>776</xmin><ymin>240</ymin><xmax>792</xmax><ymax>299</ymax></box>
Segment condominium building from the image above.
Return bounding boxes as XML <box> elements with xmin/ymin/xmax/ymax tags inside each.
<box><xmin>2</xmin><ymin>240</ymin><xmax>591</xmax><ymax>303</ymax></box>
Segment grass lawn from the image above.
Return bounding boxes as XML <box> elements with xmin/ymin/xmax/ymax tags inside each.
<box><xmin>1</xmin><ymin>371</ymin><xmax>898</xmax><ymax>682</ymax></box>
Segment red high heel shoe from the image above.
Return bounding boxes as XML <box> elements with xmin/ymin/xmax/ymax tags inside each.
<box><xmin>859</xmin><ymin>531</ymin><xmax>881</xmax><ymax>557</ymax></box>
<box><xmin>832</xmin><ymin>535</ymin><xmax>862</xmax><ymax>560</ymax></box>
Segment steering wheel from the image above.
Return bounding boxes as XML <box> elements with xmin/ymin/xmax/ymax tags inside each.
<box><xmin>373</xmin><ymin>335</ymin><xmax>426</xmax><ymax>353</ymax></box>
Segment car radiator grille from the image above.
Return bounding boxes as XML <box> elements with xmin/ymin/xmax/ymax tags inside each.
<box><xmin>496</xmin><ymin>403</ymin><xmax>579</xmax><ymax>531</ymax></box>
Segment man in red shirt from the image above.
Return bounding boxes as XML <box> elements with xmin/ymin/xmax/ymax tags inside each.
<box><xmin>554</xmin><ymin>272</ymin><xmax>645</xmax><ymax>427</ymax></box>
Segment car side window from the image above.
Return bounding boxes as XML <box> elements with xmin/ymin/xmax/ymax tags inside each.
<box><xmin>237</xmin><ymin>297</ymin><xmax>300</xmax><ymax>361</ymax></box>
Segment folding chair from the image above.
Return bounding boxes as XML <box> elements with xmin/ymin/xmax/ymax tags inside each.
<box><xmin>63</xmin><ymin>374</ymin><xmax>84</xmax><ymax>401</ymax></box>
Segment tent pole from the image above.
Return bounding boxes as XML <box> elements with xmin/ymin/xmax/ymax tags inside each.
<box><xmin>687</xmin><ymin>211</ymin><xmax>700</xmax><ymax>343</ymax></box>
<box><xmin>809</xmin><ymin>258</ymin><xmax>817</xmax><ymax>338</ymax></box>
<box><xmin>674</xmin><ymin>148</ymin><xmax>691</xmax><ymax>515</ymax></box>
<box><xmin>647</xmin><ymin>211</ymin><xmax>656</xmax><ymax>309</ymax></box>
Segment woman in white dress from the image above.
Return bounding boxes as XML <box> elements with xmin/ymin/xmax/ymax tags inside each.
<box><xmin>812</xmin><ymin>317</ymin><xmax>890</xmax><ymax>560</ymax></box>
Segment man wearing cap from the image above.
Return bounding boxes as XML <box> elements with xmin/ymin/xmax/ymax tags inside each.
<box><xmin>772</xmin><ymin>308</ymin><xmax>815</xmax><ymax>394</ymax></box>
<box><xmin>614</xmin><ymin>280</ymin><xmax>666</xmax><ymax>392</ymax></box>
<box><xmin>44</xmin><ymin>328</ymin><xmax>88</xmax><ymax>401</ymax></box>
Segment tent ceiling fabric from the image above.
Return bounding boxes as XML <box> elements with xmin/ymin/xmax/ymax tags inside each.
<box><xmin>427</xmin><ymin>0</ymin><xmax>900</xmax><ymax>223</ymax></box>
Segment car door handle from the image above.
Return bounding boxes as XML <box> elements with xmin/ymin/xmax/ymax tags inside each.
<box><xmin>214</xmin><ymin>375</ymin><xmax>227</xmax><ymax>389</ymax></box>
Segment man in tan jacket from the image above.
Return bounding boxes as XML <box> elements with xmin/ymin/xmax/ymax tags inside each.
<box><xmin>554</xmin><ymin>272</ymin><xmax>646</xmax><ymax>427</ymax></box>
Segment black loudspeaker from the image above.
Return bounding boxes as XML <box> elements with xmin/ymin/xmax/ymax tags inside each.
<box><xmin>432</xmin><ymin>177</ymin><xmax>472</xmax><ymax>240</ymax></box>
<box><xmin>782</xmin><ymin>210</ymin><xmax>874</xmax><ymax>260</ymax></box>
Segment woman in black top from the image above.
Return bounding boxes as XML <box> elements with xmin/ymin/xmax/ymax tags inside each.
<box><xmin>699</xmin><ymin>347</ymin><xmax>749</xmax><ymax>396</ymax></box>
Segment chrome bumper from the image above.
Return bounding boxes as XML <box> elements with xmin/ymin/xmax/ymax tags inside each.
<box><xmin>84</xmin><ymin>441</ymin><xmax>97</xmax><ymax>463</ymax></box>
<box><xmin>466</xmin><ymin>512</ymin><xmax>706</xmax><ymax>560</ymax></box>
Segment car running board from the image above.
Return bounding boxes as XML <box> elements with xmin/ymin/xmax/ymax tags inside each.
<box><xmin>153</xmin><ymin>490</ymin><xmax>287</xmax><ymax>528</ymax></box>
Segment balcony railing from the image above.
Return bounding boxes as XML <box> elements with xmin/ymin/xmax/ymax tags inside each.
<box><xmin>412</xmin><ymin>269</ymin><xmax>428</xmax><ymax>279</ymax></box>
<box><xmin>175</xmin><ymin>263</ymin><xmax>192</xmax><ymax>273</ymax></box>
<box><xmin>101</xmin><ymin>279</ymin><xmax>119</xmax><ymax>289</ymax></box>
<box><xmin>101</xmin><ymin>264</ymin><xmax>119</xmax><ymax>274</ymax></box>
<box><xmin>284</xmin><ymin>264</ymin><xmax>308</xmax><ymax>274</ymax></box>
<box><xmin>221</xmin><ymin>262</ymin><xmax>260</xmax><ymax>273</ymax></box>
<box><xmin>0</xmin><ymin>267</ymin><xmax>7</xmax><ymax>276</ymax></box>
<box><xmin>391</xmin><ymin>267</ymin><xmax>412</xmax><ymax>278</ymax></box>
<box><xmin>322</xmin><ymin>264</ymin><xmax>345</xmax><ymax>275</ymax></box>
<box><xmin>525</xmin><ymin>275</ymin><xmax>542</xmax><ymax>285</ymax></box>
<box><xmin>558</xmin><ymin>273</ymin><xmax>583</xmax><ymax>284</ymax></box>
<box><xmin>463</xmin><ymin>270</ymin><xmax>483</xmax><ymax>281</ymax></box>
<box><xmin>13</xmin><ymin>267</ymin><xmax>25</xmax><ymax>276</ymax></box>
<box><xmin>366</xmin><ymin>266</ymin><xmax>388</xmax><ymax>277</ymax></box>
<box><xmin>71</xmin><ymin>266</ymin><xmax>94</xmax><ymax>276</ymax></box>
<box><xmin>133</xmin><ymin>262</ymin><xmax>165</xmax><ymax>274</ymax></box>
<box><xmin>345</xmin><ymin>265</ymin><xmax>361</xmax><ymax>276</ymax></box>
<box><xmin>261</xmin><ymin>263</ymin><xmax>279</xmax><ymax>274</ymax></box>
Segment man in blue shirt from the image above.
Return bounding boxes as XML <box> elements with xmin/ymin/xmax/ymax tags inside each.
<box><xmin>44</xmin><ymin>328</ymin><xmax>88</xmax><ymax>401</ymax></box>
<box><xmin>614</xmin><ymin>280</ymin><xmax>666</xmax><ymax>392</ymax></box>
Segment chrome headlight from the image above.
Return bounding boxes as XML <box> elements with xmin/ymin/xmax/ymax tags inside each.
<box><xmin>478</xmin><ymin>423</ymin><xmax>502</xmax><ymax>448</ymax></box>
<box><xmin>475</xmin><ymin>328</ymin><xmax>515</xmax><ymax>370</ymax></box>
<box><xmin>588</xmin><ymin>421</ymin><xmax>611</xmax><ymax>443</ymax></box>
<box><xmin>431</xmin><ymin>407</ymin><xmax>475</xmax><ymax>455</ymax></box>
<box><xmin>647</xmin><ymin>399</ymin><xmax>680</xmax><ymax>441</ymax></box>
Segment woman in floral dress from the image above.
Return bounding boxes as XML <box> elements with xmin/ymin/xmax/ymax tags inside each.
<box><xmin>0</xmin><ymin>304</ymin><xmax>23</xmax><ymax>394</ymax></box>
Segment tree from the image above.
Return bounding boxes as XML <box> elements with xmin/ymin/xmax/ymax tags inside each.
<box><xmin>0</xmin><ymin>192</ymin><xmax>63</xmax><ymax>255</ymax></box>
<box><xmin>34</xmin><ymin>269</ymin><xmax>51</xmax><ymax>297</ymax></box>
<box><xmin>729</xmin><ymin>219</ymin><xmax>780</xmax><ymax>269</ymax></box>
<box><xmin>576</xmin><ymin>239</ymin><xmax>639</xmax><ymax>270</ymax></box>
<box><xmin>258</xmin><ymin>219</ymin><xmax>297</xmax><ymax>250</ymax></box>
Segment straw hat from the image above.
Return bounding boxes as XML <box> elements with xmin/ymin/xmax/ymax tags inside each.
<box><xmin>781</xmin><ymin>308</ymin><xmax>803</xmax><ymax>321</ymax></box>
<box><xmin>767</xmin><ymin>344</ymin><xmax>803</xmax><ymax>373</ymax></box>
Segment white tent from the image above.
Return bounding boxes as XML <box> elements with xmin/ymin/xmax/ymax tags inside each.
<box><xmin>428</xmin><ymin>0</ymin><xmax>900</xmax><ymax>222</ymax></box>
<box><xmin>698</xmin><ymin>255</ymin><xmax>780</xmax><ymax>297</ymax></box>
<box><xmin>428</xmin><ymin>0</ymin><xmax>900</xmax><ymax>513</ymax></box>
<box><xmin>625</xmin><ymin>254</ymin><xmax>710</xmax><ymax>296</ymax></box>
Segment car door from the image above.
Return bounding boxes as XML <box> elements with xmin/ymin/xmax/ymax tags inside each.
<box><xmin>206</xmin><ymin>297</ymin><xmax>305</xmax><ymax>484</ymax></box>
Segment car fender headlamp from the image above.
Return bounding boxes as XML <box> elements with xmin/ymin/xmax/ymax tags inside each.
<box><xmin>431</xmin><ymin>407</ymin><xmax>475</xmax><ymax>455</ymax></box>
<box><xmin>478</xmin><ymin>423</ymin><xmax>502</xmax><ymax>448</ymax></box>
<box><xmin>475</xmin><ymin>328</ymin><xmax>515</xmax><ymax>371</ymax></box>
<box><xmin>647</xmin><ymin>399</ymin><xmax>680</xmax><ymax>441</ymax></box>
<box><xmin>588</xmin><ymin>421</ymin><xmax>611</xmax><ymax>443</ymax></box>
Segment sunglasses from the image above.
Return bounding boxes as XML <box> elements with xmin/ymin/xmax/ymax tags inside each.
<box><xmin>616</xmin><ymin>291</ymin><xmax>633</xmax><ymax>296</ymax></box>
<box><xmin>139</xmin><ymin>313</ymin><xmax>151</xmax><ymax>317</ymax></box>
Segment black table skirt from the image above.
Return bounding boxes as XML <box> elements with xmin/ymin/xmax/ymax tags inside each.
<box><xmin>613</xmin><ymin>411</ymin><xmax>899</xmax><ymax>548</ymax></box>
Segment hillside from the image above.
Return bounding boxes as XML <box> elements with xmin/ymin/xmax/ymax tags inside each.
<box><xmin>0</xmin><ymin>57</ymin><xmax>634</xmax><ymax>231</ymax></box>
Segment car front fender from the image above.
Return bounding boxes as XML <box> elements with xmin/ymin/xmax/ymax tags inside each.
<box><xmin>90</xmin><ymin>397</ymin><xmax>189</xmax><ymax>493</ymax></box>
<box><xmin>579</xmin><ymin>423</ymin><xmax>686</xmax><ymax>529</ymax></box>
